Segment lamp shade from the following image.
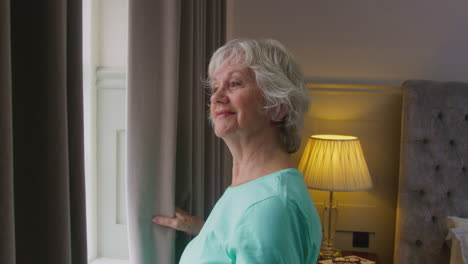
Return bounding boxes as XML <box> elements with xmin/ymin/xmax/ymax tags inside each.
<box><xmin>298</xmin><ymin>135</ymin><xmax>372</xmax><ymax>192</ymax></box>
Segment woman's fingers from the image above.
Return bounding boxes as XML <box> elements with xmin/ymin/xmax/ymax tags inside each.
<box><xmin>175</xmin><ymin>207</ymin><xmax>191</xmax><ymax>222</ymax></box>
<box><xmin>152</xmin><ymin>216</ymin><xmax>178</xmax><ymax>229</ymax></box>
<box><xmin>175</xmin><ymin>211</ymin><xmax>182</xmax><ymax>219</ymax></box>
<box><xmin>152</xmin><ymin>214</ymin><xmax>192</xmax><ymax>233</ymax></box>
<box><xmin>153</xmin><ymin>208</ymin><xmax>204</xmax><ymax>235</ymax></box>
<box><xmin>175</xmin><ymin>207</ymin><xmax>189</xmax><ymax>214</ymax></box>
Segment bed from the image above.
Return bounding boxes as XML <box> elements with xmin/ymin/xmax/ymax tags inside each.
<box><xmin>394</xmin><ymin>80</ymin><xmax>468</xmax><ymax>263</ymax></box>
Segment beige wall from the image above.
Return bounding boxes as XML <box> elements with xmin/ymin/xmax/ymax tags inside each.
<box><xmin>228</xmin><ymin>1</ymin><xmax>468</xmax><ymax>263</ymax></box>
<box><xmin>227</xmin><ymin>0</ymin><xmax>468</xmax><ymax>85</ymax></box>
<box><xmin>291</xmin><ymin>86</ymin><xmax>402</xmax><ymax>264</ymax></box>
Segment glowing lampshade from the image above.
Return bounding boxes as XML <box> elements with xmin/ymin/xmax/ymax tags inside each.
<box><xmin>298</xmin><ymin>134</ymin><xmax>372</xmax><ymax>192</ymax></box>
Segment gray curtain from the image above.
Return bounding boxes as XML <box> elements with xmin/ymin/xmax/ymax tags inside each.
<box><xmin>127</xmin><ymin>0</ymin><xmax>230</xmax><ymax>263</ymax></box>
<box><xmin>0</xmin><ymin>0</ymin><xmax>87</xmax><ymax>264</ymax></box>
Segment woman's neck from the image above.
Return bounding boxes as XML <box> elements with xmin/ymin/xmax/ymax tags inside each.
<box><xmin>223</xmin><ymin>128</ymin><xmax>296</xmax><ymax>187</ymax></box>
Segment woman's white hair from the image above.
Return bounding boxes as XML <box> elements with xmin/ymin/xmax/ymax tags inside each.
<box><xmin>207</xmin><ymin>38</ymin><xmax>310</xmax><ymax>153</ymax></box>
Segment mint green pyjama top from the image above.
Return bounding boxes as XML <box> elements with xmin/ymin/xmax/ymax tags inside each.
<box><xmin>179</xmin><ymin>168</ymin><xmax>322</xmax><ymax>264</ymax></box>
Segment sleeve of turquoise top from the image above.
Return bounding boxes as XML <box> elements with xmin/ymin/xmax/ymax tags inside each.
<box><xmin>228</xmin><ymin>196</ymin><xmax>305</xmax><ymax>264</ymax></box>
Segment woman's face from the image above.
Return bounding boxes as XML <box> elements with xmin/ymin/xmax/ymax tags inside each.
<box><xmin>210</xmin><ymin>61</ymin><xmax>269</xmax><ymax>139</ymax></box>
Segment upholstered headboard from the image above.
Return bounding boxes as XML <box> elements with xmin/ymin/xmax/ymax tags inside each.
<box><xmin>394</xmin><ymin>80</ymin><xmax>468</xmax><ymax>263</ymax></box>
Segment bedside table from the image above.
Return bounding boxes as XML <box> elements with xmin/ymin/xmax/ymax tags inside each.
<box><xmin>317</xmin><ymin>250</ymin><xmax>378</xmax><ymax>263</ymax></box>
<box><xmin>341</xmin><ymin>250</ymin><xmax>378</xmax><ymax>263</ymax></box>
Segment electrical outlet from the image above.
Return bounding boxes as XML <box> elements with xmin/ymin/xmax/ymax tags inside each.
<box><xmin>352</xmin><ymin>232</ymin><xmax>370</xmax><ymax>248</ymax></box>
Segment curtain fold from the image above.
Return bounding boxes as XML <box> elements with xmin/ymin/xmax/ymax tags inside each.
<box><xmin>0</xmin><ymin>0</ymin><xmax>15</xmax><ymax>263</ymax></box>
<box><xmin>127</xmin><ymin>0</ymin><xmax>229</xmax><ymax>263</ymax></box>
<box><xmin>0</xmin><ymin>0</ymin><xmax>87</xmax><ymax>263</ymax></box>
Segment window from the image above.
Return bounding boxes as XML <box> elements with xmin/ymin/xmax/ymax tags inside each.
<box><xmin>83</xmin><ymin>0</ymin><xmax>129</xmax><ymax>263</ymax></box>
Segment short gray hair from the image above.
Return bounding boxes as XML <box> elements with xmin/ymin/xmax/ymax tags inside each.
<box><xmin>207</xmin><ymin>39</ymin><xmax>310</xmax><ymax>153</ymax></box>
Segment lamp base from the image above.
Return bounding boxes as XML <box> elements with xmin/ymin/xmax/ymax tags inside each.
<box><xmin>319</xmin><ymin>191</ymin><xmax>341</xmax><ymax>260</ymax></box>
<box><xmin>319</xmin><ymin>246</ymin><xmax>341</xmax><ymax>260</ymax></box>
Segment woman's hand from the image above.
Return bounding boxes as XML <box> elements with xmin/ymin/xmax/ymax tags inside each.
<box><xmin>152</xmin><ymin>207</ymin><xmax>205</xmax><ymax>236</ymax></box>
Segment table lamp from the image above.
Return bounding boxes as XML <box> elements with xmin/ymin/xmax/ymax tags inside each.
<box><xmin>298</xmin><ymin>135</ymin><xmax>373</xmax><ymax>259</ymax></box>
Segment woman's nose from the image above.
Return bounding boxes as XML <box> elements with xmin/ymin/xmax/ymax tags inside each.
<box><xmin>211</xmin><ymin>88</ymin><xmax>228</xmax><ymax>104</ymax></box>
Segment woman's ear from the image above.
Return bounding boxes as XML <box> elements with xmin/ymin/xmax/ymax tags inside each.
<box><xmin>272</xmin><ymin>104</ymin><xmax>288</xmax><ymax>122</ymax></box>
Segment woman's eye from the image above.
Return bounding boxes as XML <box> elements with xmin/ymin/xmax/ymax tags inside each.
<box><xmin>211</xmin><ymin>88</ymin><xmax>218</xmax><ymax>94</ymax></box>
<box><xmin>231</xmin><ymin>81</ymin><xmax>241</xmax><ymax>87</ymax></box>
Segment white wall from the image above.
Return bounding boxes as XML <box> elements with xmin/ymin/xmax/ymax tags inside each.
<box><xmin>228</xmin><ymin>0</ymin><xmax>468</xmax><ymax>85</ymax></box>
<box><xmin>96</xmin><ymin>0</ymin><xmax>129</xmax><ymax>259</ymax></box>
<box><xmin>84</xmin><ymin>0</ymin><xmax>128</xmax><ymax>262</ymax></box>
<box><xmin>99</xmin><ymin>0</ymin><xmax>128</xmax><ymax>68</ymax></box>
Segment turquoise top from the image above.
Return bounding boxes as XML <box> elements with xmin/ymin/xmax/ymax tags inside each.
<box><xmin>179</xmin><ymin>168</ymin><xmax>322</xmax><ymax>264</ymax></box>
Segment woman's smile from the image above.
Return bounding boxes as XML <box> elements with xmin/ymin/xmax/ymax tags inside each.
<box><xmin>215</xmin><ymin>110</ymin><xmax>236</xmax><ymax>118</ymax></box>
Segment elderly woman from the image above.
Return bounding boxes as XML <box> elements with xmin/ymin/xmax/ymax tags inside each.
<box><xmin>153</xmin><ymin>39</ymin><xmax>322</xmax><ymax>263</ymax></box>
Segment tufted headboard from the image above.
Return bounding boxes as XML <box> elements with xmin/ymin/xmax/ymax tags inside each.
<box><xmin>394</xmin><ymin>80</ymin><xmax>468</xmax><ymax>263</ymax></box>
